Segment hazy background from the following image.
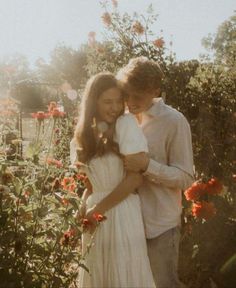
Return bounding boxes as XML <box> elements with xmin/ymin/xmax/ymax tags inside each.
<box><xmin>0</xmin><ymin>0</ymin><xmax>235</xmax><ymax>67</ymax></box>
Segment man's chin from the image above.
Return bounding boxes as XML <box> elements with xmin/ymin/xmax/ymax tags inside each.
<box><xmin>129</xmin><ymin>108</ymin><xmax>142</xmax><ymax>114</ymax></box>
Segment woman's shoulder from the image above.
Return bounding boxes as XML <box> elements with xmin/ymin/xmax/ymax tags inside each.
<box><xmin>116</xmin><ymin>112</ymin><xmax>138</xmax><ymax>127</ymax></box>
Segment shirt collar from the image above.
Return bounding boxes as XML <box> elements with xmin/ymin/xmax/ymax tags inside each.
<box><xmin>143</xmin><ymin>97</ymin><xmax>165</xmax><ymax>118</ymax></box>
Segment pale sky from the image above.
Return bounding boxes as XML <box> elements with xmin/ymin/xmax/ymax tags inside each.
<box><xmin>0</xmin><ymin>0</ymin><xmax>235</xmax><ymax>67</ymax></box>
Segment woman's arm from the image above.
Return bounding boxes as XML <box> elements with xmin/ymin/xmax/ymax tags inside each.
<box><xmin>79</xmin><ymin>188</ymin><xmax>92</xmax><ymax>218</ymax></box>
<box><xmin>85</xmin><ymin>170</ymin><xmax>143</xmax><ymax>218</ymax></box>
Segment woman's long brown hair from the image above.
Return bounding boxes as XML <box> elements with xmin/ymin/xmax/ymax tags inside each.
<box><xmin>74</xmin><ymin>72</ymin><xmax>124</xmax><ymax>164</ymax></box>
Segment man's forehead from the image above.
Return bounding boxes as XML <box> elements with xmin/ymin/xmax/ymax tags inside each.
<box><xmin>125</xmin><ymin>89</ymin><xmax>145</xmax><ymax>99</ymax></box>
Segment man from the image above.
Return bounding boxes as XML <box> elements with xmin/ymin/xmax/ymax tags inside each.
<box><xmin>118</xmin><ymin>57</ymin><xmax>194</xmax><ymax>287</ymax></box>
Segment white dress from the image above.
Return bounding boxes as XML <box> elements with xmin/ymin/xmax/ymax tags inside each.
<box><xmin>72</xmin><ymin>114</ymin><xmax>155</xmax><ymax>288</ymax></box>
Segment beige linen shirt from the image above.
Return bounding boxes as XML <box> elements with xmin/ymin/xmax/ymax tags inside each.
<box><xmin>139</xmin><ymin>98</ymin><xmax>194</xmax><ymax>239</ymax></box>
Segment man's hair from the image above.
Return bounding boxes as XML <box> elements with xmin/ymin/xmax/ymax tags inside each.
<box><xmin>116</xmin><ymin>56</ymin><xmax>164</xmax><ymax>93</ymax></box>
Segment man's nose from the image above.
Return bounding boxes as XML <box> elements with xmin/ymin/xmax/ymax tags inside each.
<box><xmin>126</xmin><ymin>97</ymin><xmax>135</xmax><ymax>106</ymax></box>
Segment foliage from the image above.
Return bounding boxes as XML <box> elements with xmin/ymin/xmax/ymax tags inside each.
<box><xmin>0</xmin><ymin>103</ymin><xmax>86</xmax><ymax>288</ymax></box>
<box><xmin>202</xmin><ymin>12</ymin><xmax>236</xmax><ymax>67</ymax></box>
<box><xmin>36</xmin><ymin>44</ymin><xmax>88</xmax><ymax>90</ymax></box>
<box><xmin>86</xmin><ymin>1</ymin><xmax>170</xmax><ymax>76</ymax></box>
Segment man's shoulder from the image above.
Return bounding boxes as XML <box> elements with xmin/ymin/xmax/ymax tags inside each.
<box><xmin>163</xmin><ymin>103</ymin><xmax>186</xmax><ymax>123</ymax></box>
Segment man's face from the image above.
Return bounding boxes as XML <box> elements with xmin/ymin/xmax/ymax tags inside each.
<box><xmin>125</xmin><ymin>88</ymin><xmax>159</xmax><ymax>114</ymax></box>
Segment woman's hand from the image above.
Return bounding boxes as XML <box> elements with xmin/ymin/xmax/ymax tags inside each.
<box><xmin>84</xmin><ymin>206</ymin><xmax>98</xmax><ymax>234</ymax></box>
<box><xmin>124</xmin><ymin>152</ymin><xmax>149</xmax><ymax>173</ymax></box>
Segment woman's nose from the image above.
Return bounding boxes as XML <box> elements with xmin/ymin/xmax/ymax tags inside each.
<box><xmin>111</xmin><ymin>103</ymin><xmax>120</xmax><ymax>112</ymax></box>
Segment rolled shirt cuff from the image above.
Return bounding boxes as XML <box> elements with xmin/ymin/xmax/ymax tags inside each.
<box><xmin>143</xmin><ymin>159</ymin><xmax>162</xmax><ymax>181</ymax></box>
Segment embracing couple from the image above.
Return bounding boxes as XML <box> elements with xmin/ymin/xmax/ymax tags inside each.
<box><xmin>70</xmin><ymin>57</ymin><xmax>194</xmax><ymax>288</ymax></box>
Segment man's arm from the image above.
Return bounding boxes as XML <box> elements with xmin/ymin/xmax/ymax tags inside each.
<box><xmin>125</xmin><ymin>116</ymin><xmax>194</xmax><ymax>191</ymax></box>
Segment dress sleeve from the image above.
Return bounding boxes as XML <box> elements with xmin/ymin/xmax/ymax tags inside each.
<box><xmin>69</xmin><ymin>138</ymin><xmax>78</xmax><ymax>166</ymax></box>
<box><xmin>115</xmin><ymin>113</ymin><xmax>148</xmax><ymax>155</ymax></box>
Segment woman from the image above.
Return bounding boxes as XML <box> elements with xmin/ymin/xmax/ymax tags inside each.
<box><xmin>71</xmin><ymin>72</ymin><xmax>155</xmax><ymax>287</ymax></box>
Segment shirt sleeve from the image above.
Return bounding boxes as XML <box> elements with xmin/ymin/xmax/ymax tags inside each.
<box><xmin>143</xmin><ymin>114</ymin><xmax>194</xmax><ymax>190</ymax></box>
<box><xmin>115</xmin><ymin>113</ymin><xmax>148</xmax><ymax>155</ymax></box>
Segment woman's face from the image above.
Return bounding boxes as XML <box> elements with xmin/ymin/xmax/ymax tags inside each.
<box><xmin>97</xmin><ymin>87</ymin><xmax>124</xmax><ymax>124</ymax></box>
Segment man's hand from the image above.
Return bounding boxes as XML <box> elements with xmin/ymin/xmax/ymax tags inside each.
<box><xmin>124</xmin><ymin>152</ymin><xmax>150</xmax><ymax>173</ymax></box>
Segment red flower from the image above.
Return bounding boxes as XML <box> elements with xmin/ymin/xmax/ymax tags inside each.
<box><xmin>131</xmin><ymin>21</ymin><xmax>145</xmax><ymax>35</ymax></box>
<box><xmin>184</xmin><ymin>181</ymin><xmax>207</xmax><ymax>201</ymax></box>
<box><xmin>61</xmin><ymin>177</ymin><xmax>77</xmax><ymax>192</ymax></box>
<box><xmin>47</xmin><ymin>158</ymin><xmax>63</xmax><ymax>168</ymax></box>
<box><xmin>50</xmin><ymin>108</ymin><xmax>66</xmax><ymax>118</ymax></box>
<box><xmin>60</xmin><ymin>229</ymin><xmax>76</xmax><ymax>246</ymax></box>
<box><xmin>101</xmin><ymin>12</ymin><xmax>112</xmax><ymax>26</ymax></box>
<box><xmin>54</xmin><ymin>139</ymin><xmax>60</xmax><ymax>145</ymax></box>
<box><xmin>31</xmin><ymin>111</ymin><xmax>49</xmax><ymax>121</ymax></box>
<box><xmin>82</xmin><ymin>218</ymin><xmax>91</xmax><ymax>229</ymax></box>
<box><xmin>93</xmin><ymin>213</ymin><xmax>107</xmax><ymax>222</ymax></box>
<box><xmin>153</xmin><ymin>38</ymin><xmax>165</xmax><ymax>48</ymax></box>
<box><xmin>76</xmin><ymin>173</ymin><xmax>86</xmax><ymax>181</ymax></box>
<box><xmin>54</xmin><ymin>128</ymin><xmax>60</xmax><ymax>134</ymax></box>
<box><xmin>61</xmin><ymin>197</ymin><xmax>69</xmax><ymax>206</ymax></box>
<box><xmin>206</xmin><ymin>178</ymin><xmax>223</xmax><ymax>195</ymax></box>
<box><xmin>23</xmin><ymin>190</ymin><xmax>30</xmax><ymax>199</ymax></box>
<box><xmin>192</xmin><ymin>201</ymin><xmax>216</xmax><ymax>220</ymax></box>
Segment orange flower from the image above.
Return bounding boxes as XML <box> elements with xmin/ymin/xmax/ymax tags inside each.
<box><xmin>192</xmin><ymin>201</ymin><xmax>216</xmax><ymax>220</ymax></box>
<box><xmin>101</xmin><ymin>12</ymin><xmax>112</xmax><ymax>26</ymax></box>
<box><xmin>93</xmin><ymin>213</ymin><xmax>107</xmax><ymax>222</ymax></box>
<box><xmin>31</xmin><ymin>111</ymin><xmax>49</xmax><ymax>121</ymax></box>
<box><xmin>131</xmin><ymin>21</ymin><xmax>145</xmax><ymax>35</ymax></box>
<box><xmin>206</xmin><ymin>178</ymin><xmax>223</xmax><ymax>195</ymax></box>
<box><xmin>47</xmin><ymin>158</ymin><xmax>63</xmax><ymax>168</ymax></box>
<box><xmin>153</xmin><ymin>38</ymin><xmax>165</xmax><ymax>48</ymax></box>
<box><xmin>61</xmin><ymin>177</ymin><xmax>77</xmax><ymax>192</ymax></box>
<box><xmin>184</xmin><ymin>181</ymin><xmax>207</xmax><ymax>201</ymax></box>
